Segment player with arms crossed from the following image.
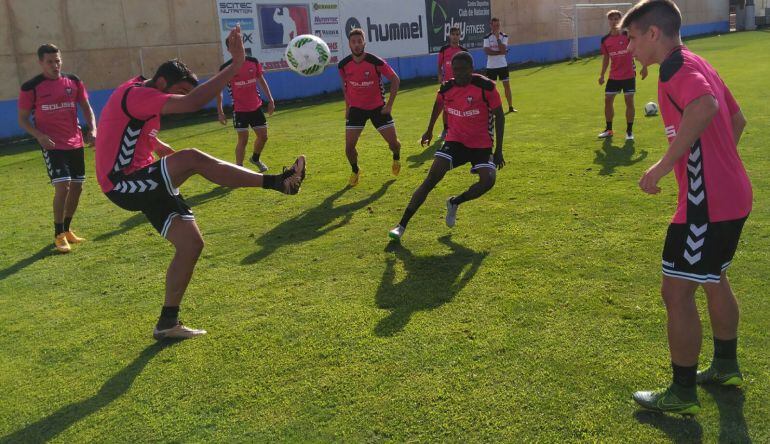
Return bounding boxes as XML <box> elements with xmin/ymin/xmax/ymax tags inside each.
<box><xmin>437</xmin><ymin>26</ymin><xmax>467</xmax><ymax>140</ymax></box>
<box><xmin>623</xmin><ymin>0</ymin><xmax>752</xmax><ymax>415</ymax></box>
<box><xmin>216</xmin><ymin>39</ymin><xmax>275</xmax><ymax>171</ymax></box>
<box><xmin>18</xmin><ymin>43</ymin><xmax>97</xmax><ymax>253</ymax></box>
<box><xmin>338</xmin><ymin>28</ymin><xmax>402</xmax><ymax>186</ymax></box>
<box><xmin>598</xmin><ymin>10</ymin><xmax>648</xmax><ymax>140</ymax></box>
<box><xmin>95</xmin><ymin>26</ymin><xmax>306</xmax><ymax>340</ymax></box>
<box><xmin>389</xmin><ymin>52</ymin><xmax>505</xmax><ymax>241</ymax></box>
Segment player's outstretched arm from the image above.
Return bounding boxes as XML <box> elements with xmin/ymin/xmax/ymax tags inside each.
<box><xmin>493</xmin><ymin>105</ymin><xmax>505</xmax><ymax>169</ymax></box>
<box><xmin>639</xmin><ymin>94</ymin><xmax>718</xmax><ymax>194</ymax></box>
<box><xmin>162</xmin><ymin>26</ymin><xmax>246</xmax><ymax>115</ymax></box>
<box><xmin>420</xmin><ymin>98</ymin><xmax>443</xmax><ymax>146</ymax></box>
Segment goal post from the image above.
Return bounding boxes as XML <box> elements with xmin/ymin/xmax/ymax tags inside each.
<box><xmin>560</xmin><ymin>2</ymin><xmax>632</xmax><ymax>59</ymax></box>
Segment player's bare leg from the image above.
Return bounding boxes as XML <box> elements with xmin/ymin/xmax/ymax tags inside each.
<box><xmin>698</xmin><ymin>274</ymin><xmax>743</xmax><ymax>385</ymax></box>
<box><xmin>378</xmin><ymin>125</ymin><xmax>402</xmax><ymax>176</ymax></box>
<box><xmin>153</xmin><ymin>217</ymin><xmax>206</xmax><ymax>340</ymax></box>
<box><xmin>250</xmin><ymin>126</ymin><xmax>269</xmax><ymax>172</ymax></box>
<box><xmin>389</xmin><ymin>157</ymin><xmax>451</xmax><ymax>240</ymax></box>
<box><xmin>624</xmin><ymin>93</ymin><xmax>635</xmax><ymax>140</ymax></box>
<box><xmin>62</xmin><ymin>181</ymin><xmax>85</xmax><ymax>243</ymax></box>
<box><xmin>52</xmin><ymin>181</ymin><xmax>71</xmax><ymax>252</ymax></box>
<box><xmin>446</xmin><ymin>167</ymin><xmax>496</xmax><ymax>227</ymax></box>
<box><xmin>345</xmin><ymin>128</ymin><xmax>364</xmax><ymax>186</ymax></box>
<box><xmin>165</xmin><ymin>148</ymin><xmax>304</xmax><ymax>194</ymax></box>
<box><xmin>234</xmin><ymin>130</ymin><xmax>249</xmax><ymax>166</ymax></box>
<box><xmin>599</xmin><ymin>93</ymin><xmax>616</xmax><ymax>138</ymax></box>
<box><xmin>502</xmin><ymin>79</ymin><xmax>515</xmax><ymax>112</ymax></box>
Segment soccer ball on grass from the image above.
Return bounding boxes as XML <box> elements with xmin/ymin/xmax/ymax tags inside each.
<box><xmin>644</xmin><ymin>101</ymin><xmax>659</xmax><ymax>116</ymax></box>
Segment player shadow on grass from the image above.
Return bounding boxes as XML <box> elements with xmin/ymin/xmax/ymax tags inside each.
<box><xmin>593</xmin><ymin>138</ymin><xmax>648</xmax><ymax>176</ymax></box>
<box><xmin>241</xmin><ymin>180</ymin><xmax>395</xmax><ymax>264</ymax></box>
<box><xmin>0</xmin><ymin>244</ymin><xmax>57</xmax><ymax>282</ymax></box>
<box><xmin>0</xmin><ymin>340</ymin><xmax>182</xmax><ymax>444</ymax></box>
<box><xmin>93</xmin><ymin>186</ymin><xmax>232</xmax><ymax>241</ymax></box>
<box><xmin>374</xmin><ymin>235</ymin><xmax>488</xmax><ymax>337</ymax></box>
<box><xmin>633</xmin><ymin>410</ymin><xmax>703</xmax><ymax>443</ymax></box>
<box><xmin>407</xmin><ymin>138</ymin><xmax>443</xmax><ymax>169</ymax></box>
<box><xmin>701</xmin><ymin>385</ymin><xmax>752</xmax><ymax>443</ymax></box>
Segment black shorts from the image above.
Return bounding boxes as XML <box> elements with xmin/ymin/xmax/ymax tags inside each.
<box><xmin>605</xmin><ymin>78</ymin><xmax>636</xmax><ymax>94</ymax></box>
<box><xmin>42</xmin><ymin>147</ymin><xmax>85</xmax><ymax>184</ymax></box>
<box><xmin>105</xmin><ymin>157</ymin><xmax>195</xmax><ymax>238</ymax></box>
<box><xmin>434</xmin><ymin>142</ymin><xmax>496</xmax><ymax>173</ymax></box>
<box><xmin>486</xmin><ymin>67</ymin><xmax>510</xmax><ymax>81</ymax></box>
<box><xmin>233</xmin><ymin>107</ymin><xmax>267</xmax><ymax>131</ymax></box>
<box><xmin>346</xmin><ymin>106</ymin><xmax>394</xmax><ymax>131</ymax></box>
<box><xmin>662</xmin><ymin>217</ymin><xmax>748</xmax><ymax>284</ymax></box>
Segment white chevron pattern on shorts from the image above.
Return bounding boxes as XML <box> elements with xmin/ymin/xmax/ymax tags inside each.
<box><xmin>113</xmin><ymin>179</ymin><xmax>159</xmax><ymax>194</ymax></box>
<box><xmin>683</xmin><ymin>223</ymin><xmax>708</xmax><ymax>265</ymax></box>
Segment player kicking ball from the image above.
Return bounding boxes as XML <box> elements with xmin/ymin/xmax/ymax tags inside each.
<box><xmin>389</xmin><ymin>52</ymin><xmax>504</xmax><ymax>241</ymax></box>
<box><xmin>338</xmin><ymin>28</ymin><xmax>402</xmax><ymax>186</ymax></box>
<box><xmin>623</xmin><ymin>0</ymin><xmax>752</xmax><ymax>415</ymax></box>
<box><xmin>598</xmin><ymin>9</ymin><xmax>648</xmax><ymax>140</ymax></box>
<box><xmin>95</xmin><ymin>26</ymin><xmax>306</xmax><ymax>340</ymax></box>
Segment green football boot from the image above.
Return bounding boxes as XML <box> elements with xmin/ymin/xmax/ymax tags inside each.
<box><xmin>696</xmin><ymin>364</ymin><xmax>743</xmax><ymax>386</ymax></box>
<box><xmin>633</xmin><ymin>386</ymin><xmax>701</xmax><ymax>416</ymax></box>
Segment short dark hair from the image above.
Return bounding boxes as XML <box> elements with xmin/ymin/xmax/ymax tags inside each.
<box><xmin>449</xmin><ymin>26</ymin><xmax>461</xmax><ymax>34</ymax></box>
<box><xmin>621</xmin><ymin>0</ymin><xmax>681</xmax><ymax>38</ymax></box>
<box><xmin>37</xmin><ymin>43</ymin><xmax>60</xmax><ymax>60</ymax></box>
<box><xmin>451</xmin><ymin>51</ymin><xmax>473</xmax><ymax>67</ymax></box>
<box><xmin>152</xmin><ymin>59</ymin><xmax>199</xmax><ymax>88</ymax></box>
<box><xmin>348</xmin><ymin>28</ymin><xmax>365</xmax><ymax>40</ymax></box>
<box><xmin>491</xmin><ymin>17</ymin><xmax>500</xmax><ymax>23</ymax></box>
<box><xmin>607</xmin><ymin>10</ymin><xmax>622</xmax><ymax>20</ymax></box>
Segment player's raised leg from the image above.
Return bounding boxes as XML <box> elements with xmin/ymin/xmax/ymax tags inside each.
<box><xmin>447</xmin><ymin>165</ymin><xmax>496</xmax><ymax>228</ymax></box>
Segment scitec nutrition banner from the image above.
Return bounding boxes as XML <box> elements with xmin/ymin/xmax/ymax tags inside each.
<box><xmin>217</xmin><ymin>1</ymin><xmax>343</xmax><ymax>71</ymax></box>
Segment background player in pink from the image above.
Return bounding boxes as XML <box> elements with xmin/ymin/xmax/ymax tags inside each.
<box><xmin>389</xmin><ymin>52</ymin><xmax>505</xmax><ymax>241</ymax></box>
<box><xmin>437</xmin><ymin>26</ymin><xmax>467</xmax><ymax>140</ymax></box>
<box><xmin>17</xmin><ymin>43</ymin><xmax>97</xmax><ymax>253</ymax></box>
<box><xmin>95</xmin><ymin>26</ymin><xmax>306</xmax><ymax>341</ymax></box>
<box><xmin>622</xmin><ymin>0</ymin><xmax>752</xmax><ymax>415</ymax></box>
<box><xmin>598</xmin><ymin>10</ymin><xmax>648</xmax><ymax>140</ymax></box>
<box><xmin>216</xmin><ymin>39</ymin><xmax>275</xmax><ymax>171</ymax></box>
<box><xmin>338</xmin><ymin>28</ymin><xmax>402</xmax><ymax>187</ymax></box>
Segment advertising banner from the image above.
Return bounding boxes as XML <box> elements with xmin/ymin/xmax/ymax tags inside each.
<box><xmin>338</xmin><ymin>0</ymin><xmax>429</xmax><ymax>58</ymax></box>
<box><xmin>424</xmin><ymin>0</ymin><xmax>491</xmax><ymax>54</ymax></box>
<box><xmin>216</xmin><ymin>1</ymin><xmax>342</xmax><ymax>71</ymax></box>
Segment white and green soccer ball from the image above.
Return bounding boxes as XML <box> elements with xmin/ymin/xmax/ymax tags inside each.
<box><xmin>285</xmin><ymin>34</ymin><xmax>331</xmax><ymax>76</ymax></box>
<box><xmin>644</xmin><ymin>101</ymin><xmax>659</xmax><ymax>116</ymax></box>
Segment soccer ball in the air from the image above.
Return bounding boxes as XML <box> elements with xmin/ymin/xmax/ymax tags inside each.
<box><xmin>285</xmin><ymin>34</ymin><xmax>331</xmax><ymax>76</ymax></box>
<box><xmin>644</xmin><ymin>101</ymin><xmax>659</xmax><ymax>116</ymax></box>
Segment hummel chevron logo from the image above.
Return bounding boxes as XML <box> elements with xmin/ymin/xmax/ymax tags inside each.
<box><xmin>689</xmin><ymin>147</ymin><xmax>701</xmax><ymax>163</ymax></box>
<box><xmin>126</xmin><ymin>127</ymin><xmax>141</xmax><ymax>137</ymax></box>
<box><xmin>688</xmin><ymin>191</ymin><xmax>705</xmax><ymax>205</ymax></box>
<box><xmin>113</xmin><ymin>179</ymin><xmax>158</xmax><ymax>193</ymax></box>
<box><xmin>690</xmin><ymin>176</ymin><xmax>703</xmax><ymax>192</ymax></box>
<box><xmin>684</xmin><ymin>250</ymin><xmax>702</xmax><ymax>265</ymax></box>
<box><xmin>687</xmin><ymin>163</ymin><xmax>702</xmax><ymax>175</ymax></box>
<box><xmin>687</xmin><ymin>236</ymin><xmax>704</xmax><ymax>250</ymax></box>
<box><xmin>690</xmin><ymin>224</ymin><xmax>708</xmax><ymax>237</ymax></box>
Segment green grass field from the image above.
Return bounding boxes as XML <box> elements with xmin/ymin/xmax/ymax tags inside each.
<box><xmin>1</xmin><ymin>31</ymin><xmax>768</xmax><ymax>442</ymax></box>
